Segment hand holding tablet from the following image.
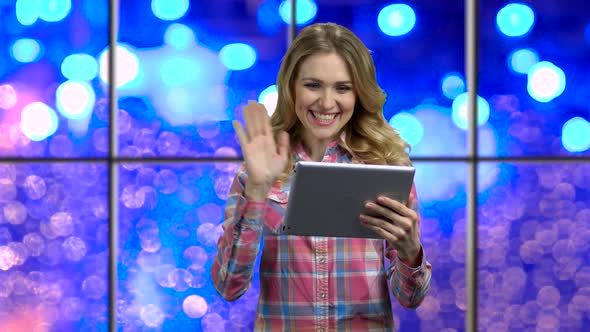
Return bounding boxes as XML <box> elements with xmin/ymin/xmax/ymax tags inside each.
<box><xmin>282</xmin><ymin>161</ymin><xmax>416</xmax><ymax>240</ymax></box>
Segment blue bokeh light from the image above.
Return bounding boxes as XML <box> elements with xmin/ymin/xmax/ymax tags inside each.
<box><xmin>378</xmin><ymin>4</ymin><xmax>416</xmax><ymax>37</ymax></box>
<box><xmin>388</xmin><ymin>112</ymin><xmax>424</xmax><ymax>147</ymax></box>
<box><xmin>39</xmin><ymin>0</ymin><xmax>72</xmax><ymax>22</ymax></box>
<box><xmin>509</xmin><ymin>48</ymin><xmax>539</xmax><ymax>74</ymax></box>
<box><xmin>20</xmin><ymin>102</ymin><xmax>59</xmax><ymax>141</ymax></box>
<box><xmin>441</xmin><ymin>73</ymin><xmax>465</xmax><ymax>99</ymax></box>
<box><xmin>10</xmin><ymin>38</ymin><xmax>42</xmax><ymax>63</ymax></box>
<box><xmin>451</xmin><ymin>92</ymin><xmax>490</xmax><ymax>130</ymax></box>
<box><xmin>562</xmin><ymin>117</ymin><xmax>590</xmax><ymax>153</ymax></box>
<box><xmin>61</xmin><ymin>53</ymin><xmax>98</xmax><ymax>81</ymax></box>
<box><xmin>527</xmin><ymin>61</ymin><xmax>566</xmax><ymax>103</ymax></box>
<box><xmin>219</xmin><ymin>43</ymin><xmax>257</xmax><ymax>71</ymax></box>
<box><xmin>279</xmin><ymin>0</ymin><xmax>317</xmax><ymax>25</ymax></box>
<box><xmin>496</xmin><ymin>3</ymin><xmax>535</xmax><ymax>37</ymax></box>
<box><xmin>16</xmin><ymin>0</ymin><xmax>40</xmax><ymax>26</ymax></box>
<box><xmin>151</xmin><ymin>0</ymin><xmax>190</xmax><ymax>21</ymax></box>
<box><xmin>164</xmin><ymin>24</ymin><xmax>196</xmax><ymax>50</ymax></box>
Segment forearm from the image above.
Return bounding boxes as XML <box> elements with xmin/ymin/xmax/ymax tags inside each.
<box><xmin>211</xmin><ymin>197</ymin><xmax>265</xmax><ymax>301</ymax></box>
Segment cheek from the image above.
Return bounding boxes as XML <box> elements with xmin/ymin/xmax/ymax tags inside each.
<box><xmin>342</xmin><ymin>96</ymin><xmax>356</xmax><ymax>113</ymax></box>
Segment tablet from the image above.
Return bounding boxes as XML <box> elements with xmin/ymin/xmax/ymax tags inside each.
<box><xmin>281</xmin><ymin>161</ymin><xmax>415</xmax><ymax>239</ymax></box>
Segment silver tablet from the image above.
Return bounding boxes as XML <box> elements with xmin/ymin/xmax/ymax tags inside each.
<box><xmin>281</xmin><ymin>161</ymin><xmax>415</xmax><ymax>239</ymax></box>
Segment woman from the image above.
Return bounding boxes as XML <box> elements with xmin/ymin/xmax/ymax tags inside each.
<box><xmin>211</xmin><ymin>22</ymin><xmax>432</xmax><ymax>331</ymax></box>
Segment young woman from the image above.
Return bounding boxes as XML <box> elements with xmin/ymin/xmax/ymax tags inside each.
<box><xmin>211</xmin><ymin>22</ymin><xmax>432</xmax><ymax>331</ymax></box>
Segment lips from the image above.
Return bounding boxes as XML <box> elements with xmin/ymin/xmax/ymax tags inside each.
<box><xmin>308</xmin><ymin>110</ymin><xmax>341</xmax><ymax>126</ymax></box>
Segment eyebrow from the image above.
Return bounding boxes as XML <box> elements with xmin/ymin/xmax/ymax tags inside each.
<box><xmin>300</xmin><ymin>77</ymin><xmax>352</xmax><ymax>85</ymax></box>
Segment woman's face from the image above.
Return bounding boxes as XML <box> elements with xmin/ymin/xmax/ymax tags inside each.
<box><xmin>293</xmin><ymin>52</ymin><xmax>356</xmax><ymax>147</ymax></box>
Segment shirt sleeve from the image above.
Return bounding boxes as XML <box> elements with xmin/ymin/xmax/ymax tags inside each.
<box><xmin>385</xmin><ymin>182</ymin><xmax>433</xmax><ymax>309</ymax></box>
<box><xmin>210</xmin><ymin>163</ymin><xmax>266</xmax><ymax>301</ymax></box>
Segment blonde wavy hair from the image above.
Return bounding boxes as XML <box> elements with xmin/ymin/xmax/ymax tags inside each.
<box><xmin>270</xmin><ymin>22</ymin><xmax>411</xmax><ymax>178</ymax></box>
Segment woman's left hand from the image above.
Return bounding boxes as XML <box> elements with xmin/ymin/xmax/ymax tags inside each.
<box><xmin>359</xmin><ymin>196</ymin><xmax>422</xmax><ymax>267</ymax></box>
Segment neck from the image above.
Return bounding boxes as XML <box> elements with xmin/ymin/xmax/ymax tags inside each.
<box><xmin>301</xmin><ymin>135</ymin><xmax>336</xmax><ymax>162</ymax></box>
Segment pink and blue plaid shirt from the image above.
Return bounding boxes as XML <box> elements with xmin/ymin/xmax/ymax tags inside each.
<box><xmin>211</xmin><ymin>140</ymin><xmax>432</xmax><ymax>331</ymax></box>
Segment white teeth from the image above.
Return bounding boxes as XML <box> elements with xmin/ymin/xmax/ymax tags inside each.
<box><xmin>312</xmin><ymin>111</ymin><xmax>337</xmax><ymax>121</ymax></box>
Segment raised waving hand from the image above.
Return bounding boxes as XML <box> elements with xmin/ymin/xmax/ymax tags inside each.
<box><xmin>233</xmin><ymin>101</ymin><xmax>290</xmax><ymax>201</ymax></box>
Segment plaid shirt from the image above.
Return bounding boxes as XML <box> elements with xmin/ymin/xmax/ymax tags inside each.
<box><xmin>211</xmin><ymin>140</ymin><xmax>432</xmax><ymax>331</ymax></box>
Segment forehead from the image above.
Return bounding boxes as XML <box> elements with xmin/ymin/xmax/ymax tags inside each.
<box><xmin>296</xmin><ymin>52</ymin><xmax>352</xmax><ymax>82</ymax></box>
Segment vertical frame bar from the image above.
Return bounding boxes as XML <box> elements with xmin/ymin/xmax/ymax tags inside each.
<box><xmin>108</xmin><ymin>0</ymin><xmax>119</xmax><ymax>331</ymax></box>
<box><xmin>288</xmin><ymin>0</ymin><xmax>297</xmax><ymax>45</ymax></box>
<box><xmin>466</xmin><ymin>0</ymin><xmax>479</xmax><ymax>331</ymax></box>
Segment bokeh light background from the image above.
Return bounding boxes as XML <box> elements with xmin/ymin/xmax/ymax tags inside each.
<box><xmin>0</xmin><ymin>0</ymin><xmax>589</xmax><ymax>331</ymax></box>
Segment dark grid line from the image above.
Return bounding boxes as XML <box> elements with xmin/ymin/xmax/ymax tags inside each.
<box><xmin>1</xmin><ymin>155</ymin><xmax>590</xmax><ymax>163</ymax></box>
<box><xmin>108</xmin><ymin>0</ymin><xmax>118</xmax><ymax>331</ymax></box>
<box><xmin>465</xmin><ymin>0</ymin><xmax>482</xmax><ymax>332</ymax></box>
<box><xmin>466</xmin><ymin>0</ymin><xmax>479</xmax><ymax>331</ymax></box>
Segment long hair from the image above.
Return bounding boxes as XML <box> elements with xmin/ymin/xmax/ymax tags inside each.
<box><xmin>270</xmin><ymin>23</ymin><xmax>411</xmax><ymax>178</ymax></box>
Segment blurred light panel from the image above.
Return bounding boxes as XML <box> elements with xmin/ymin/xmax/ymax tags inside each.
<box><xmin>509</xmin><ymin>48</ymin><xmax>539</xmax><ymax>74</ymax></box>
<box><xmin>279</xmin><ymin>0</ymin><xmax>317</xmax><ymax>25</ymax></box>
<box><xmin>562</xmin><ymin>117</ymin><xmax>590</xmax><ymax>152</ymax></box>
<box><xmin>585</xmin><ymin>21</ymin><xmax>590</xmax><ymax>44</ymax></box>
<box><xmin>258</xmin><ymin>84</ymin><xmax>278</xmax><ymax>115</ymax></box>
<box><xmin>527</xmin><ymin>61</ymin><xmax>566</xmax><ymax>103</ymax></box>
<box><xmin>10</xmin><ymin>38</ymin><xmax>42</xmax><ymax>63</ymax></box>
<box><xmin>378</xmin><ymin>4</ymin><xmax>416</xmax><ymax>37</ymax></box>
<box><xmin>39</xmin><ymin>0</ymin><xmax>72</xmax><ymax>22</ymax></box>
<box><xmin>257</xmin><ymin>0</ymin><xmax>282</xmax><ymax>34</ymax></box>
<box><xmin>20</xmin><ymin>102</ymin><xmax>59</xmax><ymax>141</ymax></box>
<box><xmin>16</xmin><ymin>0</ymin><xmax>40</xmax><ymax>25</ymax></box>
<box><xmin>441</xmin><ymin>73</ymin><xmax>465</xmax><ymax>99</ymax></box>
<box><xmin>61</xmin><ymin>53</ymin><xmax>98</xmax><ymax>81</ymax></box>
<box><xmin>164</xmin><ymin>23</ymin><xmax>196</xmax><ymax>50</ymax></box>
<box><xmin>160</xmin><ymin>57</ymin><xmax>201</xmax><ymax>86</ymax></box>
<box><xmin>496</xmin><ymin>3</ymin><xmax>535</xmax><ymax>37</ymax></box>
<box><xmin>56</xmin><ymin>80</ymin><xmax>96</xmax><ymax>119</ymax></box>
<box><xmin>388</xmin><ymin>112</ymin><xmax>424</xmax><ymax>147</ymax></box>
<box><xmin>219</xmin><ymin>43</ymin><xmax>257</xmax><ymax>70</ymax></box>
<box><xmin>151</xmin><ymin>0</ymin><xmax>189</xmax><ymax>21</ymax></box>
<box><xmin>99</xmin><ymin>44</ymin><xmax>141</xmax><ymax>88</ymax></box>
<box><xmin>451</xmin><ymin>92</ymin><xmax>490</xmax><ymax>130</ymax></box>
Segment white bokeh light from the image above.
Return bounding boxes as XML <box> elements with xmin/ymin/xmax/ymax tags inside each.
<box><xmin>20</xmin><ymin>102</ymin><xmax>59</xmax><ymax>141</ymax></box>
<box><xmin>527</xmin><ymin>61</ymin><xmax>566</xmax><ymax>103</ymax></box>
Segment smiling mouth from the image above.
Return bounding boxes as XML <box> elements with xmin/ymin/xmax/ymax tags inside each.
<box><xmin>310</xmin><ymin>110</ymin><xmax>340</xmax><ymax>123</ymax></box>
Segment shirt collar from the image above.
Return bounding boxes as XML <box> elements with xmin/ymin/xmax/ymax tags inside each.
<box><xmin>293</xmin><ymin>132</ymin><xmax>349</xmax><ymax>163</ymax></box>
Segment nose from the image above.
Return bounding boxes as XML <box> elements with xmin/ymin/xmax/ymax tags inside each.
<box><xmin>319</xmin><ymin>90</ymin><xmax>336</xmax><ymax>110</ymax></box>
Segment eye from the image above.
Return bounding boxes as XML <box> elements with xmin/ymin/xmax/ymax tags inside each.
<box><xmin>304</xmin><ymin>82</ymin><xmax>320</xmax><ymax>89</ymax></box>
<box><xmin>336</xmin><ymin>85</ymin><xmax>352</xmax><ymax>92</ymax></box>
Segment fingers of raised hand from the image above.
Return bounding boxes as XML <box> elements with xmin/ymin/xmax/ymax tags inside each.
<box><xmin>243</xmin><ymin>100</ymin><xmax>271</xmax><ymax>137</ymax></box>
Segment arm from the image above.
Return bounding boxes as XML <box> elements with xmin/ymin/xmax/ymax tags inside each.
<box><xmin>210</xmin><ymin>164</ymin><xmax>266</xmax><ymax>301</ymax></box>
<box><xmin>384</xmin><ymin>183</ymin><xmax>432</xmax><ymax>308</ymax></box>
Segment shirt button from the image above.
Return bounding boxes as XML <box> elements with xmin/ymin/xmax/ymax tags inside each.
<box><xmin>319</xmin><ymin>257</ymin><xmax>326</xmax><ymax>263</ymax></box>
<box><xmin>320</xmin><ymin>293</ymin><xmax>326</xmax><ymax>299</ymax></box>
